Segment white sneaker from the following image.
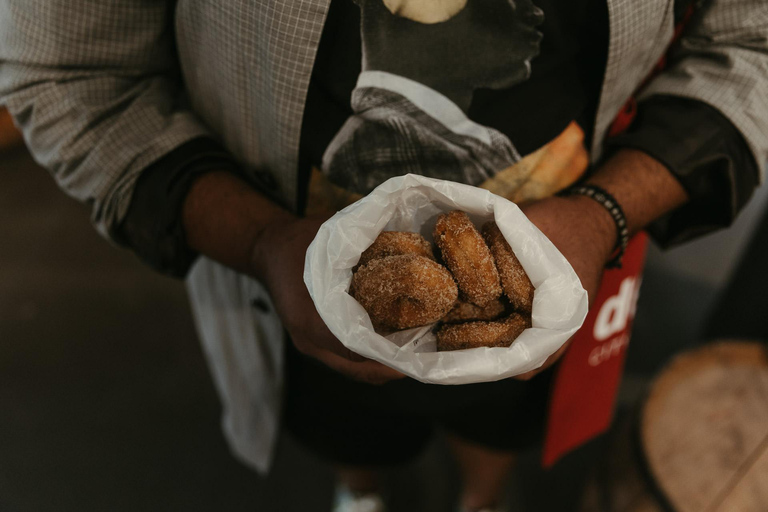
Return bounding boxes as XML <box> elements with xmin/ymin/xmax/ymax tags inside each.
<box><xmin>332</xmin><ymin>484</ymin><xmax>387</xmax><ymax>512</ymax></box>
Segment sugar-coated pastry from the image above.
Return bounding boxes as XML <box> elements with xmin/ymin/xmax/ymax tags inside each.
<box><xmin>433</xmin><ymin>211</ymin><xmax>502</xmax><ymax>308</ymax></box>
<box><xmin>356</xmin><ymin>231</ymin><xmax>435</xmax><ymax>270</ymax></box>
<box><xmin>441</xmin><ymin>299</ymin><xmax>506</xmax><ymax>324</ymax></box>
<box><xmin>352</xmin><ymin>254</ymin><xmax>458</xmax><ymax>330</ymax></box>
<box><xmin>436</xmin><ymin>312</ymin><xmax>531</xmax><ymax>351</ymax></box>
<box><xmin>482</xmin><ymin>222</ymin><xmax>534</xmax><ymax>314</ymax></box>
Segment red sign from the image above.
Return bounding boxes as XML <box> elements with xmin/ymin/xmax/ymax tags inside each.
<box><xmin>542</xmin><ymin>233</ymin><xmax>648</xmax><ymax>467</ymax></box>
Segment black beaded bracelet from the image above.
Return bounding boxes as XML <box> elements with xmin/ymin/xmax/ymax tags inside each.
<box><xmin>560</xmin><ymin>184</ymin><xmax>629</xmax><ymax>269</ymax></box>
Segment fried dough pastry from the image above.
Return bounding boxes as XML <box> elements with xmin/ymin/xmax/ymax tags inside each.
<box><xmin>356</xmin><ymin>231</ymin><xmax>435</xmax><ymax>271</ymax></box>
<box><xmin>352</xmin><ymin>254</ymin><xmax>458</xmax><ymax>330</ymax></box>
<box><xmin>434</xmin><ymin>211</ymin><xmax>501</xmax><ymax>308</ymax></box>
<box><xmin>482</xmin><ymin>222</ymin><xmax>534</xmax><ymax>314</ymax></box>
<box><xmin>436</xmin><ymin>312</ymin><xmax>531</xmax><ymax>351</ymax></box>
<box><xmin>441</xmin><ymin>299</ymin><xmax>506</xmax><ymax>324</ymax></box>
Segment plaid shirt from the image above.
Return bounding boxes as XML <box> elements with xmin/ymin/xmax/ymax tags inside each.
<box><xmin>1</xmin><ymin>0</ymin><xmax>767</xmax><ymax>473</ymax></box>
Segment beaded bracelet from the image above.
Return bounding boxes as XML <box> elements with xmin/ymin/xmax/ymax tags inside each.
<box><xmin>560</xmin><ymin>184</ymin><xmax>629</xmax><ymax>269</ymax></box>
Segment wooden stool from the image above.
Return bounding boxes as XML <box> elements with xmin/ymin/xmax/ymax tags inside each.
<box><xmin>579</xmin><ymin>341</ymin><xmax>768</xmax><ymax>512</ymax></box>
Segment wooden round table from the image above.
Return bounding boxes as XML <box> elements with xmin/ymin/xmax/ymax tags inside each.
<box><xmin>580</xmin><ymin>341</ymin><xmax>768</xmax><ymax>512</ymax></box>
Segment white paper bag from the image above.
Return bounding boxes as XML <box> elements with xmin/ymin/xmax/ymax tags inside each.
<box><xmin>304</xmin><ymin>174</ymin><xmax>588</xmax><ymax>384</ymax></box>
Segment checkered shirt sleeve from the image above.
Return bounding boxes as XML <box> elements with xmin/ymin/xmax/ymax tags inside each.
<box><xmin>0</xmin><ymin>0</ymin><xmax>211</xmax><ymax>239</ymax></box>
<box><xmin>640</xmin><ymin>0</ymin><xmax>768</xmax><ymax>179</ymax></box>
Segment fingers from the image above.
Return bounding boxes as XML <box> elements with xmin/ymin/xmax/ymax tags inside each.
<box><xmin>290</xmin><ymin>321</ymin><xmax>406</xmax><ymax>383</ymax></box>
<box><xmin>514</xmin><ymin>363</ymin><xmax>551</xmax><ymax>381</ymax></box>
<box><xmin>314</xmin><ymin>327</ymin><xmax>368</xmax><ymax>363</ymax></box>
<box><xmin>513</xmin><ymin>338</ymin><xmax>572</xmax><ymax>381</ymax></box>
<box><xmin>325</xmin><ymin>352</ymin><xmax>407</xmax><ymax>385</ymax></box>
<box><xmin>514</xmin><ymin>369</ymin><xmax>537</xmax><ymax>381</ymax></box>
<box><xmin>293</xmin><ymin>320</ymin><xmax>368</xmax><ymax>363</ymax></box>
<box><xmin>291</xmin><ymin>335</ymin><xmax>406</xmax><ymax>384</ymax></box>
<box><xmin>314</xmin><ymin>349</ymin><xmax>407</xmax><ymax>385</ymax></box>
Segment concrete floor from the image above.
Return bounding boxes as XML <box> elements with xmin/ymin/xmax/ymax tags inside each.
<box><xmin>2</xmin><ymin>144</ymin><xmax>762</xmax><ymax>511</ymax></box>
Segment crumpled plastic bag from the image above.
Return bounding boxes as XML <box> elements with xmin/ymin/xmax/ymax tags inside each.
<box><xmin>304</xmin><ymin>174</ymin><xmax>588</xmax><ymax>384</ymax></box>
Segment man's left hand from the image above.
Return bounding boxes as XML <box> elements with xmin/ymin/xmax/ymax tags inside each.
<box><xmin>512</xmin><ymin>148</ymin><xmax>688</xmax><ymax>380</ymax></box>
<box><xmin>513</xmin><ymin>194</ymin><xmax>616</xmax><ymax>380</ymax></box>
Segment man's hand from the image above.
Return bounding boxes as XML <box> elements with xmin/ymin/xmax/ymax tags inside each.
<box><xmin>512</xmin><ymin>148</ymin><xmax>688</xmax><ymax>380</ymax></box>
<box><xmin>183</xmin><ymin>171</ymin><xmax>404</xmax><ymax>385</ymax></box>
<box><xmin>513</xmin><ymin>194</ymin><xmax>615</xmax><ymax>380</ymax></box>
<box><xmin>251</xmin><ymin>216</ymin><xmax>406</xmax><ymax>385</ymax></box>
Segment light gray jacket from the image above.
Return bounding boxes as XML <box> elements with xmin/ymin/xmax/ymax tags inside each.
<box><xmin>1</xmin><ymin>0</ymin><xmax>767</xmax><ymax>473</ymax></box>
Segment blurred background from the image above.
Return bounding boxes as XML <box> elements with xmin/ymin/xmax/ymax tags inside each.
<box><xmin>2</xmin><ymin>107</ymin><xmax>767</xmax><ymax>511</ymax></box>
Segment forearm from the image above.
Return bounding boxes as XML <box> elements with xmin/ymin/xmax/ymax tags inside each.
<box><xmin>181</xmin><ymin>171</ymin><xmax>296</xmax><ymax>281</ymax></box>
<box><xmin>509</xmin><ymin>148</ymin><xmax>689</xmax><ymax>379</ymax></box>
<box><xmin>182</xmin><ymin>169</ymin><xmax>401</xmax><ymax>381</ymax></box>
<box><xmin>586</xmin><ymin>148</ymin><xmax>689</xmax><ymax>240</ymax></box>
<box><xmin>528</xmin><ymin>148</ymin><xmax>687</xmax><ymax>271</ymax></box>
<box><xmin>520</xmin><ymin>147</ymin><xmax>687</xmax><ymax>311</ymax></box>
<box><xmin>606</xmin><ymin>95</ymin><xmax>761</xmax><ymax>248</ymax></box>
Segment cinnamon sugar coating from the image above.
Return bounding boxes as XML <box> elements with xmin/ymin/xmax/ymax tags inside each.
<box><xmin>352</xmin><ymin>254</ymin><xmax>458</xmax><ymax>330</ymax></box>
<box><xmin>356</xmin><ymin>231</ymin><xmax>435</xmax><ymax>271</ymax></box>
<box><xmin>441</xmin><ymin>299</ymin><xmax>506</xmax><ymax>324</ymax></box>
<box><xmin>433</xmin><ymin>211</ymin><xmax>501</xmax><ymax>308</ymax></box>
<box><xmin>436</xmin><ymin>313</ymin><xmax>531</xmax><ymax>351</ymax></box>
<box><xmin>482</xmin><ymin>222</ymin><xmax>534</xmax><ymax>314</ymax></box>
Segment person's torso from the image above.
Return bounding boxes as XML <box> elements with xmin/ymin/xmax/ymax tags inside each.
<box><xmin>299</xmin><ymin>0</ymin><xmax>610</xmax><ymax>214</ymax></box>
<box><xmin>173</xmin><ymin>0</ymin><xmax>676</xmax><ymax>214</ymax></box>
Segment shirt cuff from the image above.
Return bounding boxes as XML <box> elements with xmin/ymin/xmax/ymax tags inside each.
<box><xmin>605</xmin><ymin>95</ymin><xmax>759</xmax><ymax>248</ymax></box>
<box><xmin>114</xmin><ymin>137</ymin><xmax>243</xmax><ymax>278</ymax></box>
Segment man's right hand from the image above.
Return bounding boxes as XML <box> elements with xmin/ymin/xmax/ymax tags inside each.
<box><xmin>250</xmin><ymin>215</ymin><xmax>406</xmax><ymax>385</ymax></box>
<box><xmin>183</xmin><ymin>171</ymin><xmax>405</xmax><ymax>385</ymax></box>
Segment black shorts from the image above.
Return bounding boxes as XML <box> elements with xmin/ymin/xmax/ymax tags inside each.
<box><xmin>283</xmin><ymin>341</ymin><xmax>553</xmax><ymax>466</ymax></box>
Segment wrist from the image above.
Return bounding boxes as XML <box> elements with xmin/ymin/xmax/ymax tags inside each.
<box><xmin>248</xmin><ymin>214</ymin><xmax>298</xmax><ymax>283</ymax></box>
<box><xmin>562</xmin><ymin>194</ymin><xmax>617</xmax><ymax>264</ymax></box>
<box><xmin>182</xmin><ymin>170</ymin><xmax>295</xmax><ymax>278</ymax></box>
<box><xmin>585</xmin><ymin>148</ymin><xmax>688</xmax><ymax>235</ymax></box>
<box><xmin>560</xmin><ymin>185</ymin><xmax>629</xmax><ymax>268</ymax></box>
<box><xmin>521</xmin><ymin>195</ymin><xmax>615</xmax><ymax>302</ymax></box>
<box><xmin>522</xmin><ymin>195</ymin><xmax>616</xmax><ymax>266</ymax></box>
